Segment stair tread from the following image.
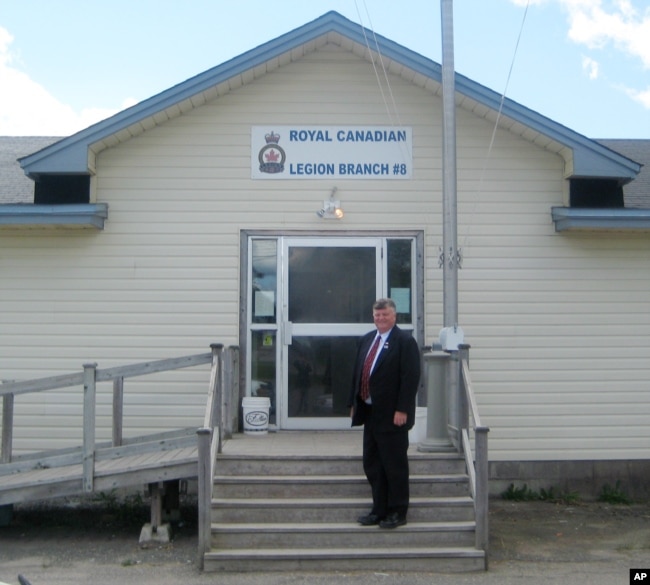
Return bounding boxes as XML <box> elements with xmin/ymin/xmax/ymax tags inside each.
<box><xmin>212</xmin><ymin>495</ymin><xmax>473</xmax><ymax>505</ymax></box>
<box><xmin>214</xmin><ymin>473</ymin><xmax>468</xmax><ymax>482</ymax></box>
<box><xmin>212</xmin><ymin>520</ymin><xmax>475</xmax><ymax>531</ymax></box>
<box><xmin>205</xmin><ymin>546</ymin><xmax>485</xmax><ymax>558</ymax></box>
<box><xmin>218</xmin><ymin>452</ymin><xmax>463</xmax><ymax>460</ymax></box>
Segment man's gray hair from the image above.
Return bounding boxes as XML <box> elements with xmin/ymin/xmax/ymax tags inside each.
<box><xmin>373</xmin><ymin>298</ymin><xmax>396</xmax><ymax>311</ymax></box>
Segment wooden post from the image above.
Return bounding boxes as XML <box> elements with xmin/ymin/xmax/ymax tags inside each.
<box><xmin>196</xmin><ymin>427</ymin><xmax>212</xmax><ymax>569</ymax></box>
<box><xmin>82</xmin><ymin>363</ymin><xmax>97</xmax><ymax>493</ymax></box>
<box><xmin>475</xmin><ymin>428</ymin><xmax>490</xmax><ymax>565</ymax></box>
<box><xmin>221</xmin><ymin>346</ymin><xmax>240</xmax><ymax>441</ymax></box>
<box><xmin>162</xmin><ymin>479</ymin><xmax>180</xmax><ymax>522</ymax></box>
<box><xmin>457</xmin><ymin>346</ymin><xmax>471</xmax><ymax>451</ymax></box>
<box><xmin>222</xmin><ymin>348</ymin><xmax>234</xmax><ymax>440</ymax></box>
<box><xmin>450</xmin><ymin>351</ymin><xmax>465</xmax><ymax>452</ymax></box>
<box><xmin>112</xmin><ymin>376</ymin><xmax>124</xmax><ymax>447</ymax></box>
<box><xmin>232</xmin><ymin>346</ymin><xmax>240</xmax><ymax>434</ymax></box>
<box><xmin>0</xmin><ymin>383</ymin><xmax>14</xmax><ymax>525</ymax></box>
<box><xmin>149</xmin><ymin>482</ymin><xmax>163</xmax><ymax>531</ymax></box>
<box><xmin>207</xmin><ymin>345</ymin><xmax>223</xmax><ymax>429</ymax></box>
<box><xmin>139</xmin><ymin>481</ymin><xmax>173</xmax><ymax>546</ymax></box>
<box><xmin>1</xmin><ymin>389</ymin><xmax>14</xmax><ymax>464</ymax></box>
<box><xmin>209</xmin><ymin>344</ymin><xmax>224</xmax><ymax>453</ymax></box>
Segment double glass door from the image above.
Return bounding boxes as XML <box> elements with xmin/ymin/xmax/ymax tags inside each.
<box><xmin>248</xmin><ymin>236</ymin><xmax>415</xmax><ymax>430</ymax></box>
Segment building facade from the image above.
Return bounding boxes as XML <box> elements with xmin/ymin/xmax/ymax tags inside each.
<box><xmin>2</xmin><ymin>12</ymin><xmax>649</xmax><ymax>496</ymax></box>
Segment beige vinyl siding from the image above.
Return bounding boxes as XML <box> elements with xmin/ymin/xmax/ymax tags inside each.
<box><xmin>461</xmin><ymin>233</ymin><xmax>650</xmax><ymax>461</ymax></box>
<box><xmin>2</xmin><ymin>44</ymin><xmax>649</xmax><ymax>460</ymax></box>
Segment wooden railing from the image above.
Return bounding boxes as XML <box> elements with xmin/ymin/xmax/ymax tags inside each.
<box><xmin>1</xmin><ymin>348</ymin><xmax>217</xmax><ymax>486</ymax></box>
<box><xmin>4</xmin><ymin>343</ymin><xmax>481</xmax><ymax>563</ymax></box>
<box><xmin>197</xmin><ymin>344</ymin><xmax>240</xmax><ymax>569</ymax></box>
<box><xmin>456</xmin><ymin>344</ymin><xmax>489</xmax><ymax>563</ymax></box>
<box><xmin>2</xmin><ymin>342</ymin><xmax>240</xmax><ymax>566</ymax></box>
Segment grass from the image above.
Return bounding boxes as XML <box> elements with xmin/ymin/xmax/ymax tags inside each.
<box><xmin>503</xmin><ymin>480</ymin><xmax>635</xmax><ymax>505</ymax></box>
<box><xmin>598</xmin><ymin>481</ymin><xmax>632</xmax><ymax>505</ymax></box>
<box><xmin>501</xmin><ymin>483</ymin><xmax>581</xmax><ymax>504</ymax></box>
<box><xmin>6</xmin><ymin>491</ymin><xmax>198</xmax><ymax>533</ymax></box>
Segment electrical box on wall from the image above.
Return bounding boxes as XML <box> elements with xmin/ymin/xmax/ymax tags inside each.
<box><xmin>439</xmin><ymin>326</ymin><xmax>464</xmax><ymax>351</ymax></box>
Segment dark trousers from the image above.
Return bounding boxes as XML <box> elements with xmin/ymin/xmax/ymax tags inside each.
<box><xmin>362</xmin><ymin>407</ymin><xmax>410</xmax><ymax>518</ymax></box>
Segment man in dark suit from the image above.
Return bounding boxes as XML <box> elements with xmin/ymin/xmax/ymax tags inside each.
<box><xmin>348</xmin><ymin>298</ymin><xmax>421</xmax><ymax>529</ymax></box>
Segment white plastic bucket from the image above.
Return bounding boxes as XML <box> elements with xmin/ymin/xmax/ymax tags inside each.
<box><xmin>242</xmin><ymin>397</ymin><xmax>271</xmax><ymax>436</ymax></box>
<box><xmin>409</xmin><ymin>407</ymin><xmax>427</xmax><ymax>444</ymax></box>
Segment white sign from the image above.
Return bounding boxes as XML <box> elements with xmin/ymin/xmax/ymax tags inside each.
<box><xmin>251</xmin><ymin>126</ymin><xmax>412</xmax><ymax>180</ymax></box>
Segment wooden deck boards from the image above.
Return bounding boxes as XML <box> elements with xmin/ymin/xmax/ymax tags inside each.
<box><xmin>0</xmin><ymin>429</ymin><xmax>199</xmax><ymax>506</ymax></box>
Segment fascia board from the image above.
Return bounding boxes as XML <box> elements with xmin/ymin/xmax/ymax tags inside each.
<box><xmin>551</xmin><ymin>206</ymin><xmax>650</xmax><ymax>231</ymax></box>
<box><xmin>18</xmin><ymin>11</ymin><xmax>640</xmax><ymax>183</ymax></box>
<box><xmin>0</xmin><ymin>203</ymin><xmax>108</xmax><ymax>229</ymax></box>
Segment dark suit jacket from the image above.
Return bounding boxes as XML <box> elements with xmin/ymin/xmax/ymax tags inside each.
<box><xmin>348</xmin><ymin>325</ymin><xmax>421</xmax><ymax>431</ymax></box>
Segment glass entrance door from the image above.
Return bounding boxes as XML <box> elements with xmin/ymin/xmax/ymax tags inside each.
<box><xmin>280</xmin><ymin>238</ymin><xmax>382</xmax><ymax>430</ymax></box>
<box><xmin>247</xmin><ymin>235</ymin><xmax>417</xmax><ymax>431</ymax></box>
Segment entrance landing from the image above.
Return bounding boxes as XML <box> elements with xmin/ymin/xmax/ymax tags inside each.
<box><xmin>220</xmin><ymin>430</ymin><xmax>451</xmax><ymax>459</ymax></box>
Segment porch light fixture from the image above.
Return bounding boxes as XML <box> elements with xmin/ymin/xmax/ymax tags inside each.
<box><xmin>317</xmin><ymin>187</ymin><xmax>344</xmax><ymax>219</ymax></box>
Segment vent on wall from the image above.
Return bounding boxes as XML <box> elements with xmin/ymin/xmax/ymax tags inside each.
<box><xmin>569</xmin><ymin>178</ymin><xmax>624</xmax><ymax>208</ymax></box>
<box><xmin>34</xmin><ymin>175</ymin><xmax>90</xmax><ymax>204</ymax></box>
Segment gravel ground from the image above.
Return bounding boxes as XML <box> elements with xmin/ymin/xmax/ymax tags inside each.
<box><xmin>1</xmin><ymin>498</ymin><xmax>649</xmax><ymax>585</ymax></box>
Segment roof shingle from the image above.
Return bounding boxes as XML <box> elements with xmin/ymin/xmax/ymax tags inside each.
<box><xmin>598</xmin><ymin>139</ymin><xmax>650</xmax><ymax>208</ymax></box>
<box><xmin>0</xmin><ymin>136</ymin><xmax>62</xmax><ymax>204</ymax></box>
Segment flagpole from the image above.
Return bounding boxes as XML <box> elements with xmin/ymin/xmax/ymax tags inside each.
<box><xmin>419</xmin><ymin>0</ymin><xmax>462</xmax><ymax>453</ymax></box>
<box><xmin>441</xmin><ymin>0</ymin><xmax>459</xmax><ymax>331</ymax></box>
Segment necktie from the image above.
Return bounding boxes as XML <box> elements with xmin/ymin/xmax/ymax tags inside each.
<box><xmin>360</xmin><ymin>336</ymin><xmax>382</xmax><ymax>401</ymax></box>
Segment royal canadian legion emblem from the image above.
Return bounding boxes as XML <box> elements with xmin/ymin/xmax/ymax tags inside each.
<box><xmin>258</xmin><ymin>131</ymin><xmax>286</xmax><ymax>174</ymax></box>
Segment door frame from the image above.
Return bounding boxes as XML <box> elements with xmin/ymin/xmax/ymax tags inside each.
<box><xmin>240</xmin><ymin>230</ymin><xmax>425</xmax><ymax>431</ymax></box>
<box><xmin>279</xmin><ymin>236</ymin><xmax>384</xmax><ymax>430</ymax></box>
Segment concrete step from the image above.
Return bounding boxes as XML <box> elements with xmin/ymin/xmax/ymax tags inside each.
<box><xmin>215</xmin><ymin>453</ymin><xmax>466</xmax><ymax>476</ymax></box>
<box><xmin>203</xmin><ymin>546</ymin><xmax>486</xmax><ymax>573</ymax></box>
<box><xmin>211</xmin><ymin>520</ymin><xmax>476</xmax><ymax>549</ymax></box>
<box><xmin>207</xmin><ymin>438</ymin><xmax>483</xmax><ymax>573</ymax></box>
<box><xmin>211</xmin><ymin>496</ymin><xmax>475</xmax><ymax>523</ymax></box>
<box><xmin>213</xmin><ymin>473</ymin><xmax>470</xmax><ymax>498</ymax></box>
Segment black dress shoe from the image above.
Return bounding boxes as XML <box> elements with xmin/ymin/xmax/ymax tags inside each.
<box><xmin>357</xmin><ymin>513</ymin><xmax>382</xmax><ymax>526</ymax></box>
<box><xmin>379</xmin><ymin>512</ymin><xmax>407</xmax><ymax>529</ymax></box>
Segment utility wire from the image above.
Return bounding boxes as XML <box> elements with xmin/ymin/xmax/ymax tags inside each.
<box><xmin>461</xmin><ymin>0</ymin><xmax>531</xmax><ymax>252</ymax></box>
<box><xmin>353</xmin><ymin>0</ymin><xmax>531</xmax><ymax>249</ymax></box>
<box><xmin>355</xmin><ymin>0</ymin><xmax>413</xmax><ymax>160</ymax></box>
<box><xmin>355</xmin><ymin>1</ymin><xmax>393</xmax><ymax>124</ymax></box>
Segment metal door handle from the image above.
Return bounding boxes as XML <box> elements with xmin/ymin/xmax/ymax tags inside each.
<box><xmin>282</xmin><ymin>321</ymin><xmax>293</xmax><ymax>345</ymax></box>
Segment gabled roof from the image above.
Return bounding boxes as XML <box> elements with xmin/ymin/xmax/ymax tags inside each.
<box><xmin>19</xmin><ymin>10</ymin><xmax>641</xmax><ymax>183</ymax></box>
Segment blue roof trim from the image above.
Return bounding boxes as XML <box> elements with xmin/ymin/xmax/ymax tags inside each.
<box><xmin>19</xmin><ymin>10</ymin><xmax>641</xmax><ymax>182</ymax></box>
<box><xmin>0</xmin><ymin>203</ymin><xmax>108</xmax><ymax>229</ymax></box>
<box><xmin>551</xmin><ymin>207</ymin><xmax>650</xmax><ymax>232</ymax></box>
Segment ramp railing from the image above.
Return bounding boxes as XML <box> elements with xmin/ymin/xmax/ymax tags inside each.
<box><xmin>1</xmin><ymin>347</ymin><xmax>223</xmax><ymax>491</ymax></box>
<box><xmin>197</xmin><ymin>345</ymin><xmax>240</xmax><ymax>568</ymax></box>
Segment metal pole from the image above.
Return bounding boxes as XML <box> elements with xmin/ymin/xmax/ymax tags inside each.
<box><xmin>418</xmin><ymin>352</ymin><xmax>454</xmax><ymax>452</ymax></box>
<box><xmin>441</xmin><ymin>0</ymin><xmax>458</xmax><ymax>328</ymax></box>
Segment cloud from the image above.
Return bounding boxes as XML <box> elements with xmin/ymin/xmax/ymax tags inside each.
<box><xmin>511</xmin><ymin>0</ymin><xmax>650</xmax><ymax>67</ymax></box>
<box><xmin>511</xmin><ymin>1</ymin><xmax>650</xmax><ymax>110</ymax></box>
<box><xmin>625</xmin><ymin>85</ymin><xmax>650</xmax><ymax>108</ymax></box>
<box><xmin>0</xmin><ymin>26</ymin><xmax>134</xmax><ymax>136</ymax></box>
<box><xmin>563</xmin><ymin>0</ymin><xmax>650</xmax><ymax>68</ymax></box>
<box><xmin>581</xmin><ymin>55</ymin><xmax>600</xmax><ymax>79</ymax></box>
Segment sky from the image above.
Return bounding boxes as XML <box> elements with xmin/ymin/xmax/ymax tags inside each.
<box><xmin>0</xmin><ymin>0</ymin><xmax>649</xmax><ymax>139</ymax></box>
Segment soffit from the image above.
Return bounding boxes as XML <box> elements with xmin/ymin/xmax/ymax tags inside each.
<box><xmin>88</xmin><ymin>32</ymin><xmax>568</xmax><ymax>165</ymax></box>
